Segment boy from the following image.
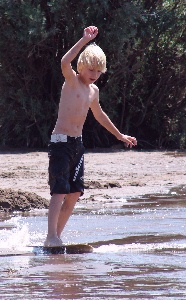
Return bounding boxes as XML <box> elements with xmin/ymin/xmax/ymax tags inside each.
<box><xmin>44</xmin><ymin>26</ymin><xmax>137</xmax><ymax>247</ymax></box>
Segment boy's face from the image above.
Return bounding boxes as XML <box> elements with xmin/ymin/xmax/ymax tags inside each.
<box><xmin>79</xmin><ymin>67</ymin><xmax>102</xmax><ymax>85</ymax></box>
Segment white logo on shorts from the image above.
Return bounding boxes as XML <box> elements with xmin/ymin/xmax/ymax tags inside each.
<box><xmin>73</xmin><ymin>155</ymin><xmax>84</xmax><ymax>182</ymax></box>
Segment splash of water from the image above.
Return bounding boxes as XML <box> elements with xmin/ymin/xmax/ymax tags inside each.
<box><xmin>0</xmin><ymin>217</ymin><xmax>30</xmax><ymax>250</ymax></box>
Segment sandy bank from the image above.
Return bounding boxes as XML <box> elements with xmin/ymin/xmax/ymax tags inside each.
<box><xmin>0</xmin><ymin>149</ymin><xmax>185</xmax><ymax>211</ymax></box>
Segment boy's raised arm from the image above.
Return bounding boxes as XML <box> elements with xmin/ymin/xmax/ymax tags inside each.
<box><xmin>61</xmin><ymin>26</ymin><xmax>98</xmax><ymax>80</ymax></box>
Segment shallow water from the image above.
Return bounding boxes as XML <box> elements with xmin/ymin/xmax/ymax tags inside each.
<box><xmin>0</xmin><ymin>186</ymin><xmax>186</xmax><ymax>300</ymax></box>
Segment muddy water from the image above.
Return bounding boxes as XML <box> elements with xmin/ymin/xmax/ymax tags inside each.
<box><xmin>0</xmin><ymin>185</ymin><xmax>186</xmax><ymax>300</ymax></box>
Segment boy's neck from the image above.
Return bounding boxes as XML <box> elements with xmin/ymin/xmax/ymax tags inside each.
<box><xmin>78</xmin><ymin>74</ymin><xmax>90</xmax><ymax>87</ymax></box>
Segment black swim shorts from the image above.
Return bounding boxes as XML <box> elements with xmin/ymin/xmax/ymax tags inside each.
<box><xmin>48</xmin><ymin>135</ymin><xmax>84</xmax><ymax>196</ymax></box>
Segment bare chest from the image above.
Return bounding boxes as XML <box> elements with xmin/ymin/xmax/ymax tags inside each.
<box><xmin>60</xmin><ymin>83</ymin><xmax>95</xmax><ymax>114</ymax></box>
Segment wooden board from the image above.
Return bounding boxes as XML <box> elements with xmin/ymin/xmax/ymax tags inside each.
<box><xmin>32</xmin><ymin>244</ymin><xmax>93</xmax><ymax>255</ymax></box>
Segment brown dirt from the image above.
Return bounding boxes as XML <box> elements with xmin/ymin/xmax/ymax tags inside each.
<box><xmin>0</xmin><ymin>149</ymin><xmax>185</xmax><ymax>212</ymax></box>
<box><xmin>0</xmin><ymin>188</ymin><xmax>49</xmax><ymax>212</ymax></box>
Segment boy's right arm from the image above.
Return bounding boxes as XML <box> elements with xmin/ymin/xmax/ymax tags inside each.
<box><xmin>61</xmin><ymin>26</ymin><xmax>98</xmax><ymax>81</ymax></box>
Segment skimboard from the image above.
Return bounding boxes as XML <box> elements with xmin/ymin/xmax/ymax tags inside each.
<box><xmin>31</xmin><ymin>244</ymin><xmax>93</xmax><ymax>255</ymax></box>
<box><xmin>0</xmin><ymin>244</ymin><xmax>93</xmax><ymax>257</ymax></box>
<box><xmin>0</xmin><ymin>248</ymin><xmax>32</xmax><ymax>257</ymax></box>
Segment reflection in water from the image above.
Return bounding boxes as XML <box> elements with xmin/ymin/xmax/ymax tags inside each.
<box><xmin>0</xmin><ymin>185</ymin><xmax>186</xmax><ymax>299</ymax></box>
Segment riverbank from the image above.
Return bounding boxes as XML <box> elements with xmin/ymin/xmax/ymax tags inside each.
<box><xmin>0</xmin><ymin>149</ymin><xmax>185</xmax><ymax>211</ymax></box>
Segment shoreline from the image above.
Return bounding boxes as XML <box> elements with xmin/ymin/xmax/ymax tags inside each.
<box><xmin>0</xmin><ymin>149</ymin><xmax>185</xmax><ymax>211</ymax></box>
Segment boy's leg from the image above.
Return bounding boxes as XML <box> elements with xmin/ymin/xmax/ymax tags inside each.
<box><xmin>44</xmin><ymin>192</ymin><xmax>80</xmax><ymax>246</ymax></box>
<box><xmin>44</xmin><ymin>193</ymin><xmax>65</xmax><ymax>247</ymax></box>
<box><xmin>57</xmin><ymin>192</ymin><xmax>81</xmax><ymax>238</ymax></box>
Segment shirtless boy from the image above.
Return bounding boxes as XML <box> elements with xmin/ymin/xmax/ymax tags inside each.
<box><xmin>44</xmin><ymin>26</ymin><xmax>137</xmax><ymax>247</ymax></box>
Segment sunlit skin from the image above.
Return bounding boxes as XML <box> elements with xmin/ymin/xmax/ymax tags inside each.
<box><xmin>44</xmin><ymin>26</ymin><xmax>137</xmax><ymax>247</ymax></box>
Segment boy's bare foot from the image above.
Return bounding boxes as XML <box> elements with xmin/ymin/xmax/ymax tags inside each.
<box><xmin>44</xmin><ymin>236</ymin><xmax>63</xmax><ymax>247</ymax></box>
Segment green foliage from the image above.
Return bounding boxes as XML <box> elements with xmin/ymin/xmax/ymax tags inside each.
<box><xmin>99</xmin><ymin>0</ymin><xmax>186</xmax><ymax>149</ymax></box>
<box><xmin>0</xmin><ymin>0</ymin><xmax>60</xmax><ymax>147</ymax></box>
<box><xmin>0</xmin><ymin>0</ymin><xmax>186</xmax><ymax>148</ymax></box>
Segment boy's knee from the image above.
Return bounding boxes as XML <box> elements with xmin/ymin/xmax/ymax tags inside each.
<box><xmin>62</xmin><ymin>193</ymin><xmax>80</xmax><ymax>208</ymax></box>
<box><xmin>73</xmin><ymin>192</ymin><xmax>81</xmax><ymax>198</ymax></box>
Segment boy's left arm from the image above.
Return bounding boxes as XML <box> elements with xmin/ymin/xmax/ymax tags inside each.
<box><xmin>90</xmin><ymin>98</ymin><xmax>137</xmax><ymax>148</ymax></box>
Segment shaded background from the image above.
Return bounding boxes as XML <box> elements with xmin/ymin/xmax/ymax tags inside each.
<box><xmin>0</xmin><ymin>0</ymin><xmax>186</xmax><ymax>149</ymax></box>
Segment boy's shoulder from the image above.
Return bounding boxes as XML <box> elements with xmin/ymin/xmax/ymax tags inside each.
<box><xmin>91</xmin><ymin>83</ymin><xmax>99</xmax><ymax>92</ymax></box>
<box><xmin>90</xmin><ymin>83</ymin><xmax>99</xmax><ymax>101</ymax></box>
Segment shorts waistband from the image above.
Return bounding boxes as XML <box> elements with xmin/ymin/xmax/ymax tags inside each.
<box><xmin>50</xmin><ymin>133</ymin><xmax>82</xmax><ymax>143</ymax></box>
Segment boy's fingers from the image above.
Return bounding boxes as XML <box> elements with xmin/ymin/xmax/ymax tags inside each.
<box><xmin>125</xmin><ymin>137</ymin><xmax>137</xmax><ymax>147</ymax></box>
<box><xmin>86</xmin><ymin>26</ymin><xmax>98</xmax><ymax>35</ymax></box>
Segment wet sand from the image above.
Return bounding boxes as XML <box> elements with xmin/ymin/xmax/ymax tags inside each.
<box><xmin>0</xmin><ymin>149</ymin><xmax>185</xmax><ymax>211</ymax></box>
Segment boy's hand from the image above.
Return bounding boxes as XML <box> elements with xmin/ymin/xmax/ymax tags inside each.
<box><xmin>83</xmin><ymin>26</ymin><xmax>98</xmax><ymax>41</ymax></box>
<box><xmin>119</xmin><ymin>134</ymin><xmax>137</xmax><ymax>148</ymax></box>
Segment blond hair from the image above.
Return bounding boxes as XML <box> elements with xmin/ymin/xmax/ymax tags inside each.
<box><xmin>77</xmin><ymin>43</ymin><xmax>107</xmax><ymax>73</ymax></box>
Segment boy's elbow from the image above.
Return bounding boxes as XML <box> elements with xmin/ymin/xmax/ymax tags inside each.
<box><xmin>61</xmin><ymin>57</ymin><xmax>66</xmax><ymax>68</ymax></box>
<box><xmin>61</xmin><ymin>57</ymin><xmax>69</xmax><ymax>74</ymax></box>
